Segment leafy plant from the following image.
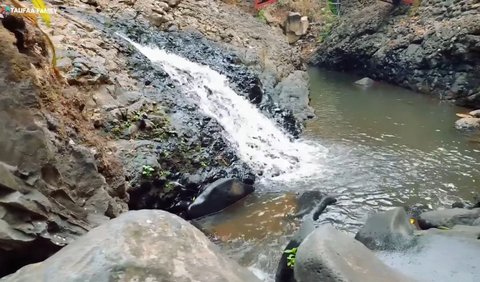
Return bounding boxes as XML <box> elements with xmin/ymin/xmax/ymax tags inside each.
<box><xmin>142</xmin><ymin>165</ymin><xmax>155</xmax><ymax>177</ymax></box>
<box><xmin>284</xmin><ymin>247</ymin><xmax>298</xmax><ymax>268</ymax></box>
<box><xmin>327</xmin><ymin>0</ymin><xmax>339</xmax><ymax>15</ymax></box>
<box><xmin>317</xmin><ymin>7</ymin><xmax>337</xmax><ymax>43</ymax></box>
<box><xmin>257</xmin><ymin>9</ymin><xmax>267</xmax><ymax>23</ymax></box>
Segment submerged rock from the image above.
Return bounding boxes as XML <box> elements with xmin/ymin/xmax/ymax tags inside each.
<box><xmin>294</xmin><ymin>225</ymin><xmax>413</xmax><ymax>282</ymax></box>
<box><xmin>418</xmin><ymin>208</ymin><xmax>480</xmax><ymax>229</ymax></box>
<box><xmin>355</xmin><ymin>77</ymin><xmax>375</xmax><ymax>87</ymax></box>
<box><xmin>187</xmin><ymin>178</ymin><xmax>254</xmax><ymax>219</ymax></box>
<box><xmin>355</xmin><ymin>207</ymin><xmax>416</xmax><ymax>250</ymax></box>
<box><xmin>2</xmin><ymin>210</ymin><xmax>261</xmax><ymax>282</ymax></box>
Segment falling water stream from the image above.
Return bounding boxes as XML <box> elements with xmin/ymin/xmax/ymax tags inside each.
<box><xmin>126</xmin><ymin>38</ymin><xmax>480</xmax><ymax>281</ymax></box>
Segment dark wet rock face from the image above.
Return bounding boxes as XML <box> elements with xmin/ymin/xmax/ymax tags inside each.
<box><xmin>3</xmin><ymin>210</ymin><xmax>261</xmax><ymax>282</ymax></box>
<box><xmin>310</xmin><ymin>0</ymin><xmax>480</xmax><ymax>108</ymax></box>
<box><xmin>113</xmin><ymin>23</ymin><xmax>305</xmax><ymax>136</ymax></box>
<box><xmin>91</xmin><ymin>19</ymin><xmax>305</xmax><ymax>213</ymax></box>
<box><xmin>187</xmin><ymin>178</ymin><xmax>255</xmax><ymax>219</ymax></box>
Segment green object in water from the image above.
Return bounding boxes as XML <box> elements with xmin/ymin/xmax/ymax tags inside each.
<box><xmin>284</xmin><ymin>247</ymin><xmax>298</xmax><ymax>268</ymax></box>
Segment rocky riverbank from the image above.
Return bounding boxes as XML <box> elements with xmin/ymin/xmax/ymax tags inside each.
<box><xmin>276</xmin><ymin>202</ymin><xmax>480</xmax><ymax>282</ymax></box>
<box><xmin>310</xmin><ymin>0</ymin><xmax>480</xmax><ymax>108</ymax></box>
<box><xmin>0</xmin><ymin>0</ymin><xmax>311</xmax><ymax>276</ymax></box>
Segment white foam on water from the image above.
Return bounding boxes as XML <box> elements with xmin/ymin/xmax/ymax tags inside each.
<box><xmin>121</xmin><ymin>35</ymin><xmax>326</xmax><ymax>180</ymax></box>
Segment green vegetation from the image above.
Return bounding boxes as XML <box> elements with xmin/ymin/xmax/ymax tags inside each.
<box><xmin>257</xmin><ymin>9</ymin><xmax>267</xmax><ymax>23</ymax></box>
<box><xmin>284</xmin><ymin>247</ymin><xmax>298</xmax><ymax>268</ymax></box>
<box><xmin>327</xmin><ymin>0</ymin><xmax>339</xmax><ymax>15</ymax></box>
<box><xmin>317</xmin><ymin>7</ymin><xmax>337</xmax><ymax>43</ymax></box>
<box><xmin>142</xmin><ymin>165</ymin><xmax>155</xmax><ymax>177</ymax></box>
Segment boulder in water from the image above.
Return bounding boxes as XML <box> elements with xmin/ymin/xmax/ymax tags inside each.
<box><xmin>455</xmin><ymin>117</ymin><xmax>480</xmax><ymax>130</ymax></box>
<box><xmin>418</xmin><ymin>208</ymin><xmax>480</xmax><ymax>229</ymax></box>
<box><xmin>187</xmin><ymin>178</ymin><xmax>254</xmax><ymax>219</ymax></box>
<box><xmin>273</xmin><ymin>71</ymin><xmax>315</xmax><ymax>123</ymax></box>
<box><xmin>355</xmin><ymin>207</ymin><xmax>416</xmax><ymax>250</ymax></box>
<box><xmin>294</xmin><ymin>225</ymin><xmax>413</xmax><ymax>282</ymax></box>
<box><xmin>355</xmin><ymin>77</ymin><xmax>375</xmax><ymax>86</ymax></box>
<box><xmin>2</xmin><ymin>210</ymin><xmax>261</xmax><ymax>282</ymax></box>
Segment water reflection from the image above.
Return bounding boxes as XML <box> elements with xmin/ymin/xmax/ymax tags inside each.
<box><xmin>195</xmin><ymin>69</ymin><xmax>480</xmax><ymax>280</ymax></box>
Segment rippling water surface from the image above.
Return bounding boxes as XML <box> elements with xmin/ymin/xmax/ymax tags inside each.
<box><xmin>196</xmin><ymin>69</ymin><xmax>480</xmax><ymax>280</ymax></box>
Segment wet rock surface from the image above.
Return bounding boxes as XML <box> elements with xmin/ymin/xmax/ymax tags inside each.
<box><xmin>0</xmin><ymin>0</ymin><xmax>312</xmax><ymax>276</ymax></box>
<box><xmin>355</xmin><ymin>207</ymin><xmax>416</xmax><ymax>250</ymax></box>
<box><xmin>2</xmin><ymin>210</ymin><xmax>261</xmax><ymax>282</ymax></box>
<box><xmin>418</xmin><ymin>207</ymin><xmax>480</xmax><ymax>229</ymax></box>
<box><xmin>310</xmin><ymin>0</ymin><xmax>480</xmax><ymax>108</ymax></box>
<box><xmin>294</xmin><ymin>225</ymin><xmax>413</xmax><ymax>282</ymax></box>
<box><xmin>187</xmin><ymin>178</ymin><xmax>255</xmax><ymax>219</ymax></box>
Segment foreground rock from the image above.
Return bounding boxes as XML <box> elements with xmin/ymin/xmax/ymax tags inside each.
<box><xmin>187</xmin><ymin>178</ymin><xmax>254</xmax><ymax>219</ymax></box>
<box><xmin>355</xmin><ymin>207</ymin><xmax>416</xmax><ymax>250</ymax></box>
<box><xmin>418</xmin><ymin>208</ymin><xmax>480</xmax><ymax>229</ymax></box>
<box><xmin>3</xmin><ymin>210</ymin><xmax>261</xmax><ymax>282</ymax></box>
<box><xmin>294</xmin><ymin>225</ymin><xmax>413</xmax><ymax>282</ymax></box>
<box><xmin>310</xmin><ymin>1</ymin><xmax>480</xmax><ymax>108</ymax></box>
<box><xmin>276</xmin><ymin>195</ymin><xmax>337</xmax><ymax>282</ymax></box>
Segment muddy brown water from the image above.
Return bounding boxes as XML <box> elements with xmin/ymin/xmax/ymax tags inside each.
<box><xmin>194</xmin><ymin>69</ymin><xmax>480</xmax><ymax>281</ymax></box>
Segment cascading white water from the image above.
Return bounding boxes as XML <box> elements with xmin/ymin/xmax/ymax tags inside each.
<box><xmin>122</xmin><ymin>36</ymin><xmax>326</xmax><ymax>179</ymax></box>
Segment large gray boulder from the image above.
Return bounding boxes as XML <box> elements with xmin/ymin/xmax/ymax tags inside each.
<box><xmin>2</xmin><ymin>210</ymin><xmax>260</xmax><ymax>282</ymax></box>
<box><xmin>187</xmin><ymin>178</ymin><xmax>254</xmax><ymax>219</ymax></box>
<box><xmin>355</xmin><ymin>207</ymin><xmax>416</xmax><ymax>250</ymax></box>
<box><xmin>294</xmin><ymin>225</ymin><xmax>413</xmax><ymax>282</ymax></box>
<box><xmin>418</xmin><ymin>208</ymin><xmax>480</xmax><ymax>229</ymax></box>
<box><xmin>273</xmin><ymin>71</ymin><xmax>315</xmax><ymax>123</ymax></box>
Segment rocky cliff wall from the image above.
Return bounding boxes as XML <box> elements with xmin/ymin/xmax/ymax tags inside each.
<box><xmin>310</xmin><ymin>0</ymin><xmax>480</xmax><ymax>108</ymax></box>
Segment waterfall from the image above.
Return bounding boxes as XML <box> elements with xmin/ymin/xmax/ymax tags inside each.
<box><xmin>121</xmin><ymin>36</ymin><xmax>326</xmax><ymax>179</ymax></box>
